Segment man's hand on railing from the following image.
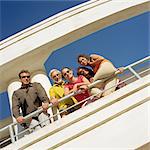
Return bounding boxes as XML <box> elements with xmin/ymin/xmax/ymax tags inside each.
<box><xmin>16</xmin><ymin>116</ymin><xmax>25</xmax><ymax>123</ymax></box>
<box><xmin>42</xmin><ymin>102</ymin><xmax>49</xmax><ymax>111</ymax></box>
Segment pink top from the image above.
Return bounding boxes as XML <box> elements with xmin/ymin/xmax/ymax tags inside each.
<box><xmin>65</xmin><ymin>75</ymin><xmax>90</xmax><ymax>103</ymax></box>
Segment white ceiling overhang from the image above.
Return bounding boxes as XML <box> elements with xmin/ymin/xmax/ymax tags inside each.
<box><xmin>0</xmin><ymin>0</ymin><xmax>149</xmax><ymax>91</ymax></box>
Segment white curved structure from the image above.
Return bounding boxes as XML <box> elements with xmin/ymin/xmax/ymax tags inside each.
<box><xmin>0</xmin><ymin>0</ymin><xmax>149</xmax><ymax>91</ymax></box>
<box><xmin>0</xmin><ymin>0</ymin><xmax>149</xmax><ymax>148</ymax></box>
<box><xmin>31</xmin><ymin>73</ymin><xmax>52</xmax><ymax>98</ymax></box>
<box><xmin>7</xmin><ymin>81</ymin><xmax>21</xmax><ymax>113</ymax></box>
<box><xmin>3</xmin><ymin>73</ymin><xmax>150</xmax><ymax>149</ymax></box>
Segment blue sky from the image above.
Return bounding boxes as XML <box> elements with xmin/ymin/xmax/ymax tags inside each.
<box><xmin>0</xmin><ymin>0</ymin><xmax>89</xmax><ymax>41</ymax></box>
<box><xmin>45</xmin><ymin>12</ymin><xmax>149</xmax><ymax>81</ymax></box>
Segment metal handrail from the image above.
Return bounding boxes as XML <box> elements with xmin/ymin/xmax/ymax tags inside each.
<box><xmin>8</xmin><ymin>66</ymin><xmax>150</xmax><ymax>142</ymax></box>
<box><xmin>0</xmin><ymin>55</ymin><xmax>149</xmax><ymax>143</ymax></box>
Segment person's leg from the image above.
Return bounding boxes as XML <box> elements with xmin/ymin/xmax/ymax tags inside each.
<box><xmin>59</xmin><ymin>109</ymin><xmax>68</xmax><ymax>118</ymax></box>
<box><xmin>82</xmin><ymin>88</ymin><xmax>103</xmax><ymax>106</ymax></box>
<box><xmin>17</xmin><ymin>124</ymin><xmax>30</xmax><ymax>139</ymax></box>
<box><xmin>90</xmin><ymin>87</ymin><xmax>103</xmax><ymax>98</ymax></box>
<box><xmin>38</xmin><ymin>112</ymin><xmax>51</xmax><ymax>127</ymax></box>
<box><xmin>93</xmin><ymin>62</ymin><xmax>117</xmax><ymax>81</ymax></box>
<box><xmin>64</xmin><ymin>98</ymin><xmax>77</xmax><ymax>114</ymax></box>
<box><xmin>102</xmin><ymin>77</ymin><xmax>117</xmax><ymax>97</ymax></box>
<box><xmin>29</xmin><ymin>119</ymin><xmax>41</xmax><ymax>131</ymax></box>
<box><xmin>51</xmin><ymin>106</ymin><xmax>59</xmax><ymax>121</ymax></box>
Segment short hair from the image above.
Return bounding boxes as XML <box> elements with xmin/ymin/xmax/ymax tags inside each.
<box><xmin>18</xmin><ymin>70</ymin><xmax>30</xmax><ymax>78</ymax></box>
<box><xmin>49</xmin><ymin>69</ymin><xmax>61</xmax><ymax>78</ymax></box>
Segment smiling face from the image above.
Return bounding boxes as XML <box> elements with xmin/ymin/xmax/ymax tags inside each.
<box><xmin>20</xmin><ymin>72</ymin><xmax>31</xmax><ymax>85</ymax></box>
<box><xmin>78</xmin><ymin>56</ymin><xmax>88</xmax><ymax>66</ymax></box>
<box><xmin>51</xmin><ymin>70</ymin><xmax>62</xmax><ymax>84</ymax></box>
<box><xmin>62</xmin><ymin>68</ymin><xmax>73</xmax><ymax>80</ymax></box>
<box><xmin>78</xmin><ymin>68</ymin><xmax>89</xmax><ymax>76</ymax></box>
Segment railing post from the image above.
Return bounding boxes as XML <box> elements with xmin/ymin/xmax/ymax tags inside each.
<box><xmin>128</xmin><ymin>66</ymin><xmax>141</xmax><ymax>79</ymax></box>
<box><xmin>8</xmin><ymin>125</ymin><xmax>15</xmax><ymax>143</ymax></box>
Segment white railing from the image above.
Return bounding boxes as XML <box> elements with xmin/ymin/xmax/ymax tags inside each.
<box><xmin>0</xmin><ymin>56</ymin><xmax>149</xmax><ymax>146</ymax></box>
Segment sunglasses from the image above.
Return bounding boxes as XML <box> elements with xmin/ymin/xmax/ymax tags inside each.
<box><xmin>63</xmin><ymin>70</ymin><xmax>70</xmax><ymax>77</ymax></box>
<box><xmin>21</xmin><ymin>76</ymin><xmax>30</xmax><ymax>79</ymax></box>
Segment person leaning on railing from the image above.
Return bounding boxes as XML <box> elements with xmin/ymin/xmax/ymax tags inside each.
<box><xmin>61</xmin><ymin>67</ymin><xmax>91</xmax><ymax>107</ymax></box>
<box><xmin>49</xmin><ymin>69</ymin><xmax>78</xmax><ymax>121</ymax></box>
<box><xmin>12</xmin><ymin>70</ymin><xmax>51</xmax><ymax>134</ymax></box>
<box><xmin>78</xmin><ymin>54</ymin><xmax>124</xmax><ymax>97</ymax></box>
<box><xmin>77</xmin><ymin>66</ymin><xmax>125</xmax><ymax>92</ymax></box>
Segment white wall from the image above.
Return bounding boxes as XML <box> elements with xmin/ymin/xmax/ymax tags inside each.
<box><xmin>4</xmin><ymin>75</ymin><xmax>150</xmax><ymax>150</ymax></box>
<box><xmin>26</xmin><ymin>87</ymin><xmax>150</xmax><ymax>150</ymax></box>
<box><xmin>57</xmin><ymin>101</ymin><xmax>150</xmax><ymax>149</ymax></box>
<box><xmin>7</xmin><ymin>81</ymin><xmax>21</xmax><ymax>116</ymax></box>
